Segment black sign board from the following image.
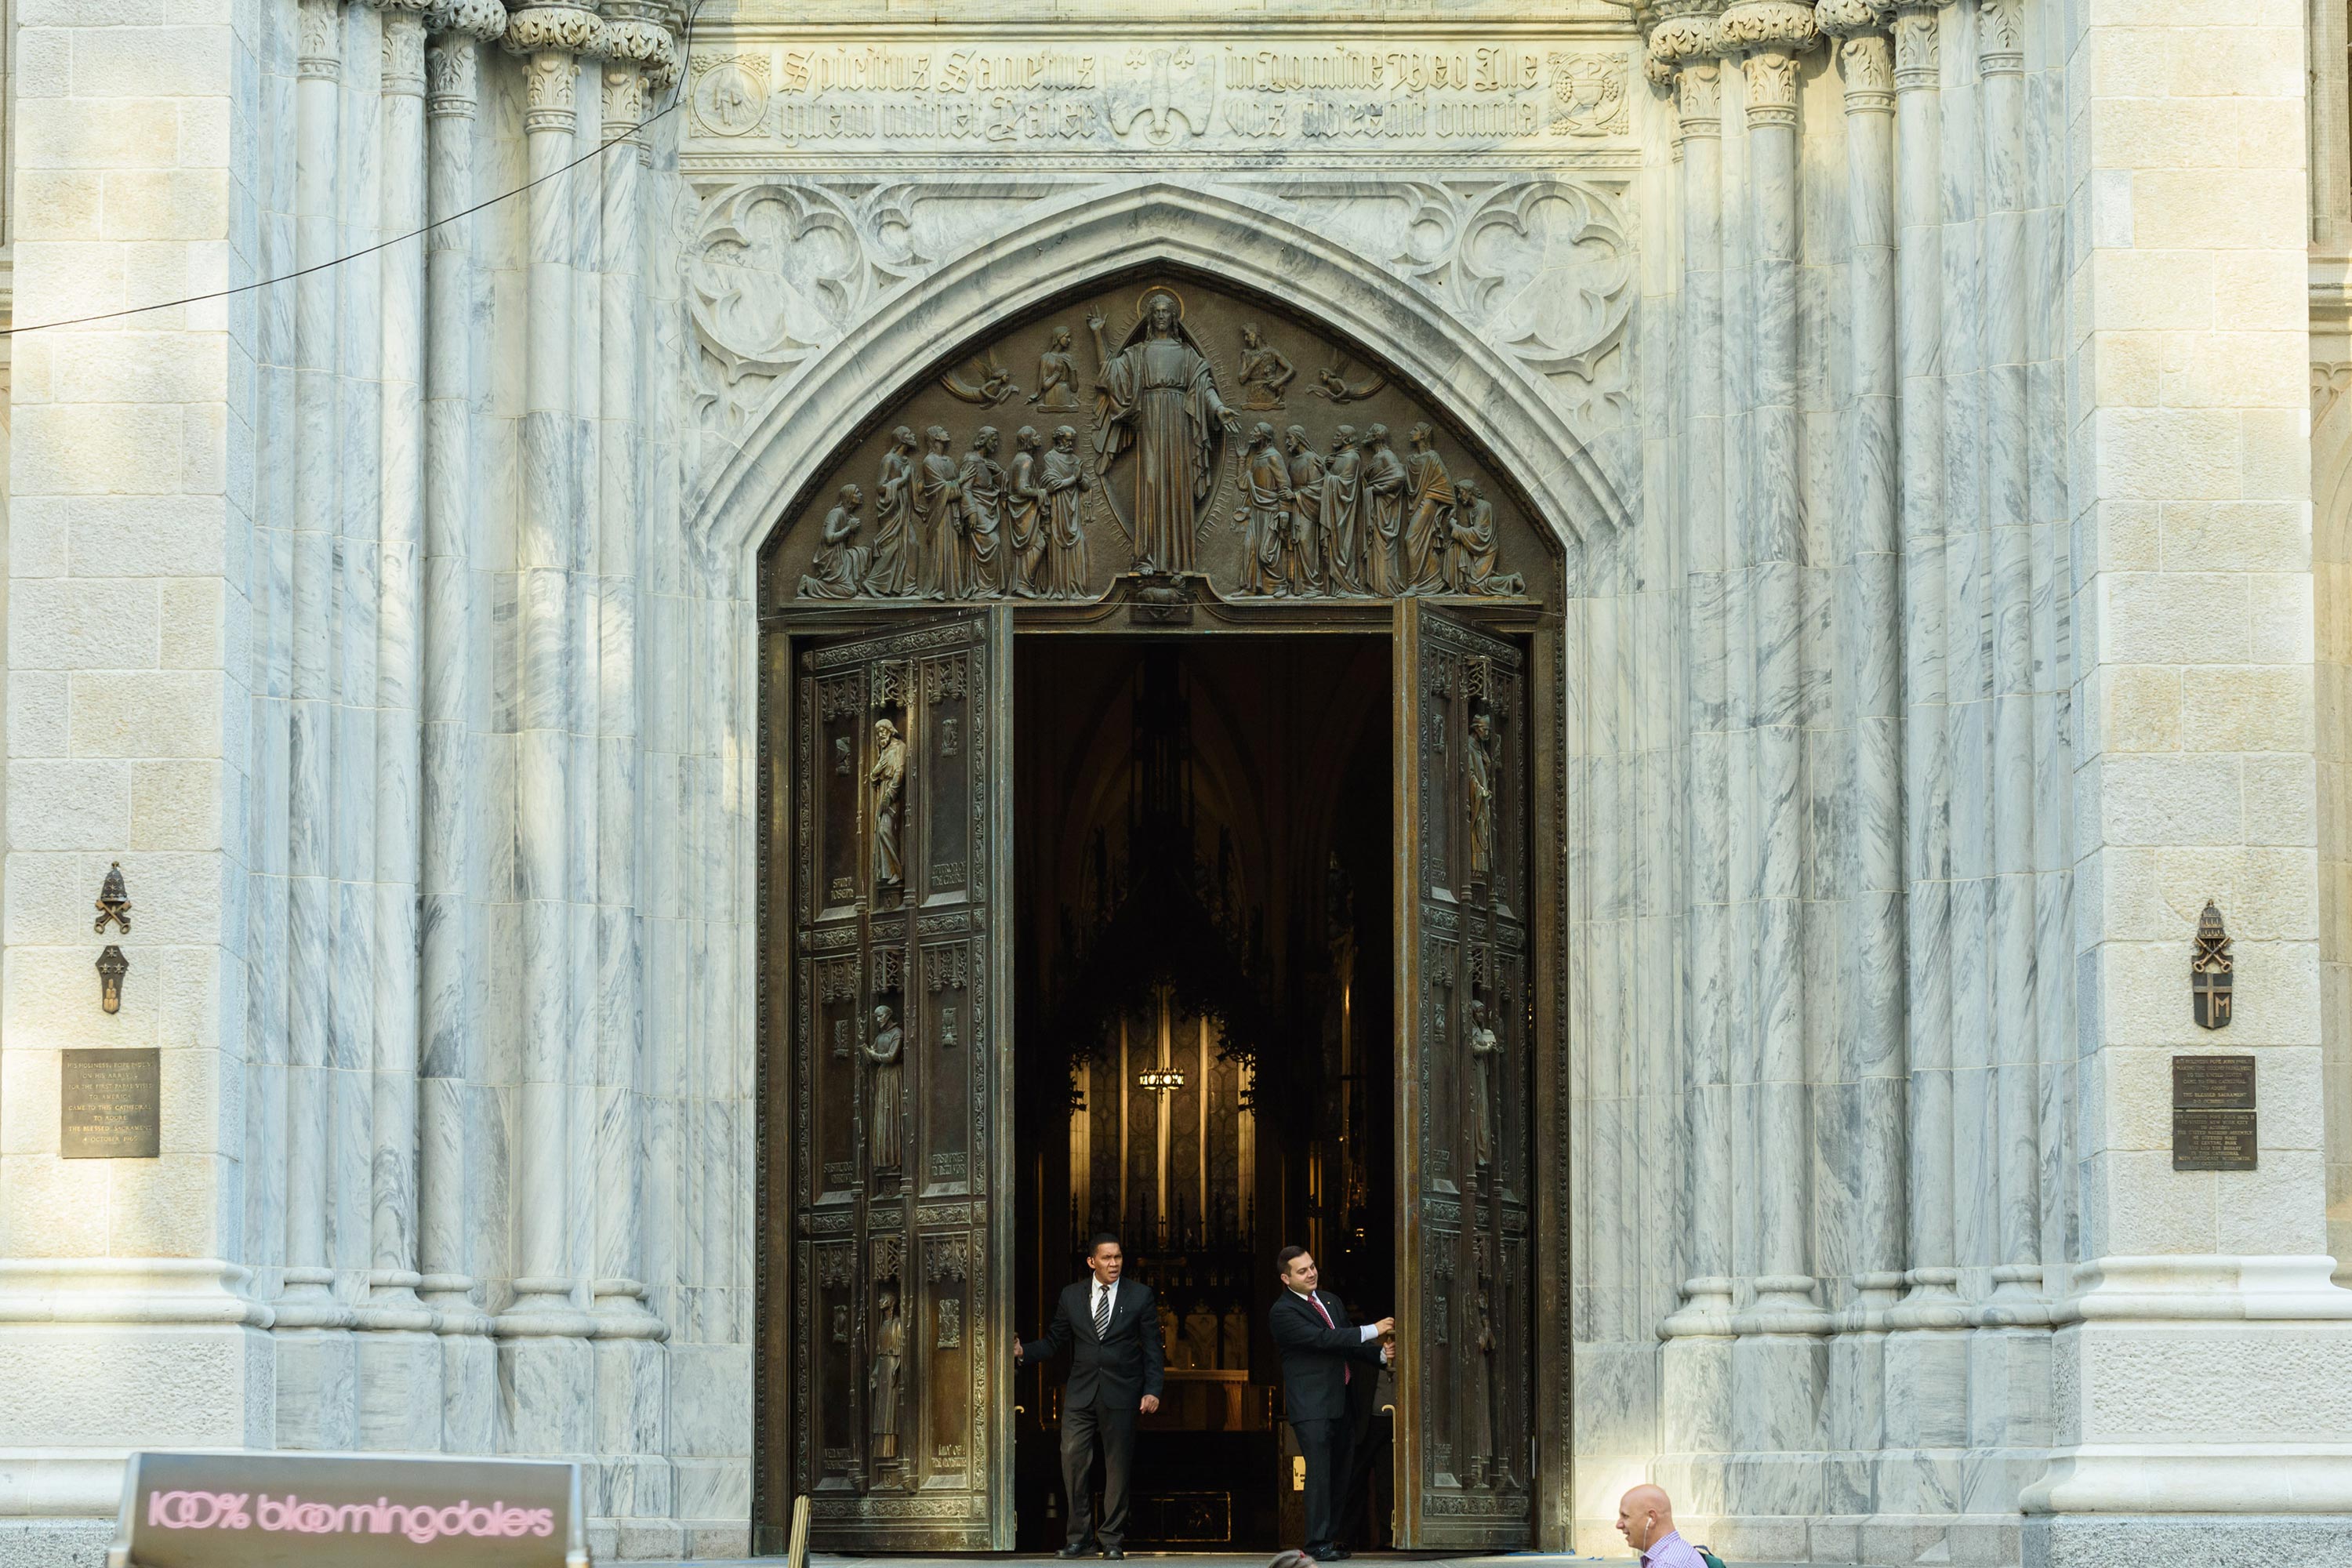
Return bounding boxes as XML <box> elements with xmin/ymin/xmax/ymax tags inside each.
<box><xmin>2172</xmin><ymin>1054</ymin><xmax>2258</xmax><ymax>1171</ymax></box>
<box><xmin>62</xmin><ymin>1048</ymin><xmax>160</xmax><ymax>1159</ymax></box>
<box><xmin>110</xmin><ymin>1452</ymin><xmax>586</xmax><ymax>1568</ymax></box>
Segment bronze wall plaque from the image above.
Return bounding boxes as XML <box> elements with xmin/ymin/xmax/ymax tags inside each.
<box><xmin>2172</xmin><ymin>1053</ymin><xmax>2257</xmax><ymax>1171</ymax></box>
<box><xmin>2172</xmin><ymin>1054</ymin><xmax>2256</xmax><ymax>1110</ymax></box>
<box><xmin>61</xmin><ymin>1047</ymin><xmax>160</xmax><ymax>1159</ymax></box>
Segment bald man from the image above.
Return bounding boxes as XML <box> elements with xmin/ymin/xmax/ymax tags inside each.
<box><xmin>1616</xmin><ymin>1485</ymin><xmax>1706</xmax><ymax>1568</ymax></box>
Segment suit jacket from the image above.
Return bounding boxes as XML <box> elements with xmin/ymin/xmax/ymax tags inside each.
<box><xmin>1020</xmin><ymin>1278</ymin><xmax>1166</xmax><ymax>1411</ymax></box>
<box><xmin>1271</xmin><ymin>1288</ymin><xmax>1386</xmax><ymax>1423</ymax></box>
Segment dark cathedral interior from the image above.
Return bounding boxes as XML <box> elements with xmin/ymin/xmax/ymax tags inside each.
<box><xmin>1011</xmin><ymin>636</ymin><xmax>1397</xmax><ymax>1550</ymax></box>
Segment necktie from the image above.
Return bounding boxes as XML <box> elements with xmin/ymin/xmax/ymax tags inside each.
<box><xmin>1094</xmin><ymin>1285</ymin><xmax>1112</xmax><ymax>1338</ymax></box>
<box><xmin>1308</xmin><ymin>1292</ymin><xmax>1350</xmax><ymax>1384</ymax></box>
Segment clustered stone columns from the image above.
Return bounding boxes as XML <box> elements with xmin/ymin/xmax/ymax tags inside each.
<box><xmin>1639</xmin><ymin>0</ymin><xmax>2079</xmax><ymax>1552</ymax></box>
<box><xmin>252</xmin><ymin>0</ymin><xmax>681</xmax><ymax>1469</ymax></box>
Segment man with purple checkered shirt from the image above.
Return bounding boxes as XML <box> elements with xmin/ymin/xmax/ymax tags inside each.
<box><xmin>1617</xmin><ymin>1484</ymin><xmax>1707</xmax><ymax>1568</ymax></box>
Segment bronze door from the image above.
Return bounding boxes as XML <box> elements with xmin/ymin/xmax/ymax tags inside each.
<box><xmin>1392</xmin><ymin>600</ymin><xmax>1536</xmax><ymax>1548</ymax></box>
<box><xmin>783</xmin><ymin>608</ymin><xmax>1014</xmax><ymax>1551</ymax></box>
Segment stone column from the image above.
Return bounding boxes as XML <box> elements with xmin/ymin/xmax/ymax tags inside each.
<box><xmin>1881</xmin><ymin>0</ymin><xmax>1970</xmax><ymax>1512</ymax></box>
<box><xmin>590</xmin><ymin>22</ymin><xmax>676</xmax><ymax>1524</ymax></box>
<box><xmin>1820</xmin><ymin>0</ymin><xmax>1908</xmax><ymax>1506</ymax></box>
<box><xmin>281</xmin><ymin>0</ymin><xmax>354</xmax><ymax>1357</ymax></box>
<box><xmin>1720</xmin><ymin>0</ymin><xmax>1823</xmax><ymax>1308</ymax></box>
<box><xmin>1719</xmin><ymin>0</ymin><xmax>1830</xmax><ymax>1520</ymax></box>
<box><xmin>1975</xmin><ymin>0</ymin><xmax>2049</xmax><ymax>1335</ymax></box>
<box><xmin>495</xmin><ymin>3</ymin><xmax>602</xmax><ymax>1450</ymax></box>
<box><xmin>355</xmin><ymin>0</ymin><xmax>439</xmax><ymax>1447</ymax></box>
<box><xmin>1646</xmin><ymin>3</ymin><xmax>1739</xmax><ymax>1514</ymax></box>
<box><xmin>419</xmin><ymin>0</ymin><xmax>504</xmax><ymax>1454</ymax></box>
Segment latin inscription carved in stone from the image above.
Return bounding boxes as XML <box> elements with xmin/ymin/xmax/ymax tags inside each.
<box><xmin>685</xmin><ymin>39</ymin><xmax>1634</xmax><ymax>154</ymax></box>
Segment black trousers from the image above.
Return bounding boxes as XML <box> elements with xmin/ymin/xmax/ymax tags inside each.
<box><xmin>1294</xmin><ymin>1415</ymin><xmax>1355</xmax><ymax>1555</ymax></box>
<box><xmin>1061</xmin><ymin>1399</ymin><xmax>1137</xmax><ymax>1549</ymax></box>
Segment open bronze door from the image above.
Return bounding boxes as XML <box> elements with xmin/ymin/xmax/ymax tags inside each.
<box><xmin>1392</xmin><ymin>600</ymin><xmax>1536</xmax><ymax>1548</ymax></box>
<box><xmin>778</xmin><ymin>607</ymin><xmax>1014</xmax><ymax>1550</ymax></box>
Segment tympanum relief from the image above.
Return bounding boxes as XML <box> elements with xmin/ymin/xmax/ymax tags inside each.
<box><xmin>767</xmin><ymin>277</ymin><xmax>1544</xmax><ymax>608</ymax></box>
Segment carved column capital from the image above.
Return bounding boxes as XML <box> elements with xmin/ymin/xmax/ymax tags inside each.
<box><xmin>601</xmin><ymin>0</ymin><xmax>680</xmax><ymax>90</ymax></box>
<box><xmin>1719</xmin><ymin>0</ymin><xmax>1820</xmax><ymax>129</ymax></box>
<box><xmin>425</xmin><ymin>0</ymin><xmax>506</xmax><ymax>115</ymax></box>
<box><xmin>298</xmin><ymin>0</ymin><xmax>343</xmax><ymax>81</ymax></box>
<box><xmin>1890</xmin><ymin>1</ymin><xmax>1940</xmax><ymax>90</ymax></box>
<box><xmin>381</xmin><ymin>0</ymin><xmax>431</xmax><ymax>96</ymax></box>
<box><xmin>1642</xmin><ymin>0</ymin><xmax>1724</xmax><ymax>87</ymax></box>
<box><xmin>1977</xmin><ymin>0</ymin><xmax>2023</xmax><ymax>74</ymax></box>
<box><xmin>1816</xmin><ymin>0</ymin><xmax>1893</xmax><ymax>112</ymax></box>
<box><xmin>504</xmin><ymin>4</ymin><xmax>601</xmax><ymax>132</ymax></box>
<box><xmin>602</xmin><ymin>56</ymin><xmax>648</xmax><ymax>147</ymax></box>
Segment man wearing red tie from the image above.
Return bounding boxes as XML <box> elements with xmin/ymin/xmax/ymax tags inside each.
<box><xmin>1269</xmin><ymin>1246</ymin><xmax>1392</xmax><ymax>1562</ymax></box>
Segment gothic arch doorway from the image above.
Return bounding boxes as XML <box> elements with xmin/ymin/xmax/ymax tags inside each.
<box><xmin>752</xmin><ymin>268</ymin><xmax>1569</xmax><ymax>1555</ymax></box>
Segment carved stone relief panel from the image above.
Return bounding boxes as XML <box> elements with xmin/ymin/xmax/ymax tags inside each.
<box><xmin>761</xmin><ymin>274</ymin><xmax>1553</xmax><ymax>612</ymax></box>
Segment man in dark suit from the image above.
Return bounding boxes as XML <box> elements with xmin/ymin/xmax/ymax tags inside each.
<box><xmin>1016</xmin><ymin>1233</ymin><xmax>1166</xmax><ymax>1559</ymax></box>
<box><xmin>1269</xmin><ymin>1246</ymin><xmax>1392</xmax><ymax>1563</ymax></box>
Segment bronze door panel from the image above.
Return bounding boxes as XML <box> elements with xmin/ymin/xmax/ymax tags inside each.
<box><xmin>1392</xmin><ymin>599</ymin><xmax>1534</xmax><ymax>1549</ymax></box>
<box><xmin>777</xmin><ymin>607</ymin><xmax>1014</xmax><ymax>1551</ymax></box>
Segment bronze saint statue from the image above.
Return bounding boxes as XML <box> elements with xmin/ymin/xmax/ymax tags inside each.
<box><xmin>1467</xmin><ymin>996</ymin><xmax>1501</xmax><ymax>1171</ymax></box>
<box><xmin>1031</xmin><ymin>325</ymin><xmax>1080</xmax><ymax>410</ymax></box>
<box><xmin>1446</xmin><ymin>477</ymin><xmax>1525</xmax><ymax>597</ymax></box>
<box><xmin>1237</xmin><ymin>323</ymin><xmax>1294</xmax><ymax>410</ymax></box>
<box><xmin>1039</xmin><ymin>426</ymin><xmax>1091</xmax><ymax>599</ymax></box>
<box><xmin>1005</xmin><ymin>426</ymin><xmax>1047</xmax><ymax>596</ymax></box>
<box><xmin>870</xmin><ymin>717</ymin><xmax>906</xmax><ymax>891</ymax></box>
<box><xmin>914</xmin><ymin>425</ymin><xmax>962</xmax><ymax>600</ymax></box>
<box><xmin>957</xmin><ymin>426</ymin><xmax>1007</xmax><ymax>597</ymax></box>
<box><xmin>797</xmin><ymin>485</ymin><xmax>869</xmax><ymax>600</ymax></box>
<box><xmin>1282</xmin><ymin>424</ymin><xmax>1326</xmax><ymax>597</ymax></box>
<box><xmin>1401</xmin><ymin>422</ymin><xmax>1455</xmax><ymax>593</ymax></box>
<box><xmin>870</xmin><ymin>1285</ymin><xmax>904</xmax><ymax>1460</ymax></box>
<box><xmin>1088</xmin><ymin>288</ymin><xmax>1236</xmax><ymax>574</ymax></box>
<box><xmin>864</xmin><ymin>427</ymin><xmax>919</xmax><ymax>597</ymax></box>
<box><xmin>1236</xmin><ymin>422</ymin><xmax>1289</xmax><ymax>596</ymax></box>
<box><xmin>1320</xmin><ymin>425</ymin><xmax>1363</xmax><ymax>595</ymax></box>
<box><xmin>1359</xmin><ymin>423</ymin><xmax>1407</xmax><ymax>597</ymax></box>
<box><xmin>862</xmin><ymin>1002</ymin><xmax>903</xmax><ymax>1169</ymax></box>
<box><xmin>1467</xmin><ymin>708</ymin><xmax>1497</xmax><ymax>884</ymax></box>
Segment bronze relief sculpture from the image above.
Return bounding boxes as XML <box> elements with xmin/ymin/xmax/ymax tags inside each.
<box><xmin>773</xmin><ymin>278</ymin><xmax>1540</xmax><ymax>608</ymax></box>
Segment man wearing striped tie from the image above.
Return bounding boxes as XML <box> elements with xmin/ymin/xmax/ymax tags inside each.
<box><xmin>1016</xmin><ymin>1233</ymin><xmax>1166</xmax><ymax>1559</ymax></box>
<box><xmin>1269</xmin><ymin>1246</ymin><xmax>1393</xmax><ymax>1563</ymax></box>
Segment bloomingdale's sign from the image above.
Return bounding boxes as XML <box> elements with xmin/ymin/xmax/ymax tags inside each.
<box><xmin>110</xmin><ymin>1451</ymin><xmax>587</xmax><ymax>1568</ymax></box>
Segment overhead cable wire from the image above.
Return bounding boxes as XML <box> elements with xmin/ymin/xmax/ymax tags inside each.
<box><xmin>0</xmin><ymin>0</ymin><xmax>705</xmax><ymax>341</ymax></box>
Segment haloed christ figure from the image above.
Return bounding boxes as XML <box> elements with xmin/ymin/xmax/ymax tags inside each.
<box><xmin>1087</xmin><ymin>288</ymin><xmax>1237</xmax><ymax>575</ymax></box>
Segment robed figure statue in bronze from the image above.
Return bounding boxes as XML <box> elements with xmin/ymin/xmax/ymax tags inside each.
<box><xmin>1088</xmin><ymin>287</ymin><xmax>1236</xmax><ymax>575</ymax></box>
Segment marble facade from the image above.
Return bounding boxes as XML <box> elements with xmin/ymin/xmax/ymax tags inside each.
<box><xmin>0</xmin><ymin>0</ymin><xmax>2347</xmax><ymax>1564</ymax></box>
